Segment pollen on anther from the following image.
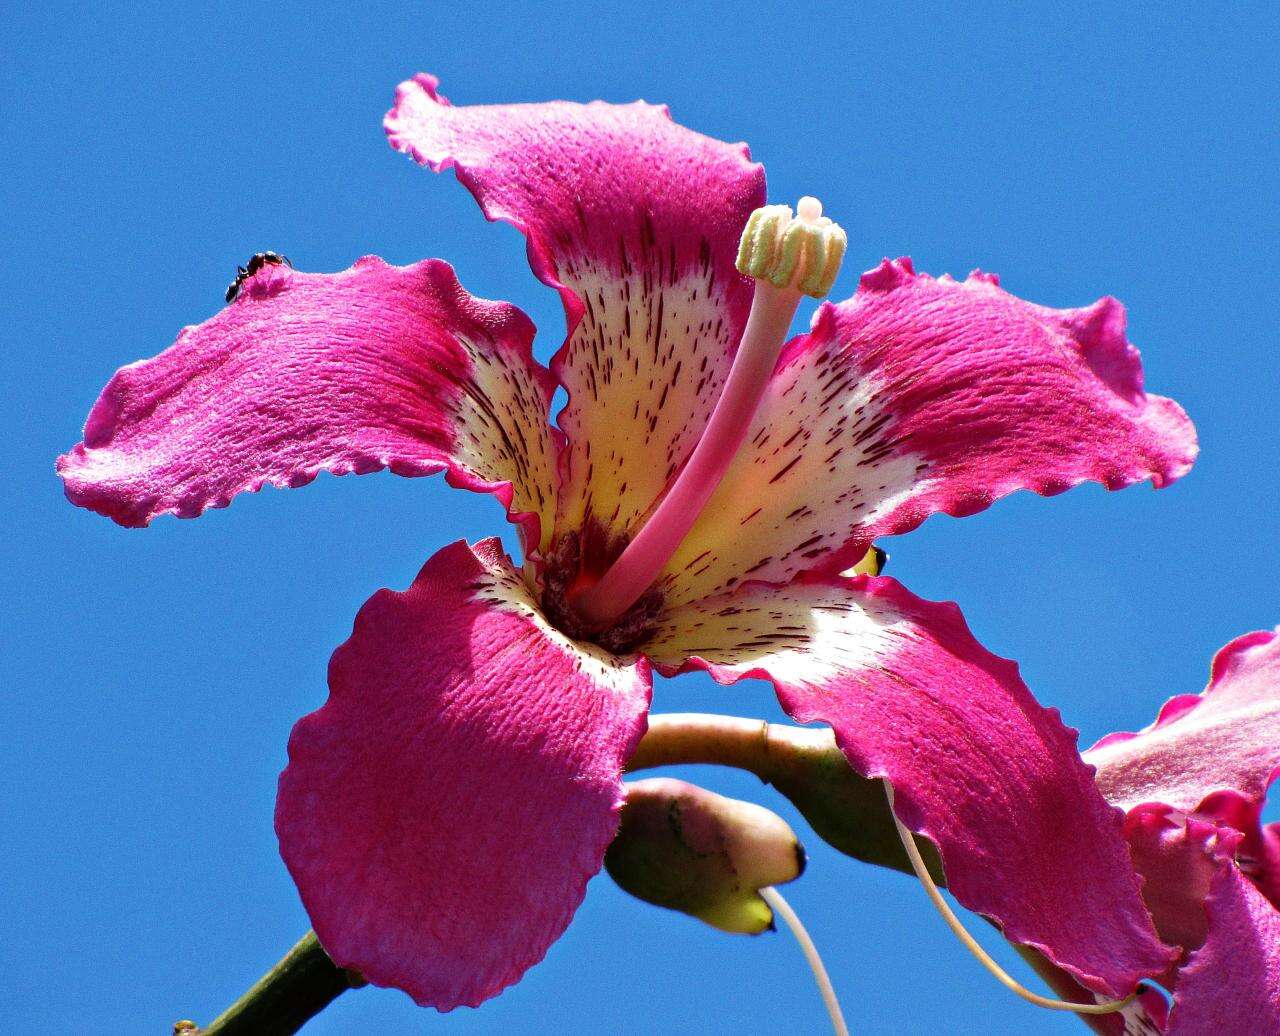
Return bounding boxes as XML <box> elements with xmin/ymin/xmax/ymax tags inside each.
<box><xmin>735</xmin><ymin>199</ymin><xmax>846</xmax><ymax>299</ymax></box>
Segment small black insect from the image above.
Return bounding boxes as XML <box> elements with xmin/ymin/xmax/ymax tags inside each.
<box><xmin>225</xmin><ymin>251</ymin><xmax>292</xmax><ymax>303</ymax></box>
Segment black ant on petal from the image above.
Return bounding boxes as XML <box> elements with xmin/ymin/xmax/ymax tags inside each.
<box><xmin>225</xmin><ymin>251</ymin><xmax>292</xmax><ymax>303</ymax></box>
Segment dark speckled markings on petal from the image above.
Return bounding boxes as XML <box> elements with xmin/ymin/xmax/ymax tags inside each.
<box><xmin>655</xmin><ymin>258</ymin><xmax>1197</xmax><ymax>607</ymax></box>
<box><xmin>385</xmin><ymin>72</ymin><xmax>767</xmax><ymax>577</ymax></box>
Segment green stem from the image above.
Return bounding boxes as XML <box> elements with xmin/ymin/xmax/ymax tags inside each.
<box><xmin>175</xmin><ymin>931</ymin><xmax>364</xmax><ymax>1036</ymax></box>
<box><xmin>629</xmin><ymin>712</ymin><xmax>946</xmax><ymax>882</ymax></box>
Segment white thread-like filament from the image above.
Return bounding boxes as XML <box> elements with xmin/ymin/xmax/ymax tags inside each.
<box><xmin>883</xmin><ymin>781</ymin><xmax>1138</xmax><ymax>1016</ymax></box>
<box><xmin>760</xmin><ymin>885</ymin><xmax>850</xmax><ymax>1036</ymax></box>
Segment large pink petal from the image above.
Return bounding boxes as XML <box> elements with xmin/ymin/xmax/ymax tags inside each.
<box><xmin>641</xmin><ymin>573</ymin><xmax>1174</xmax><ymax>996</ymax></box>
<box><xmin>276</xmin><ymin>539</ymin><xmax>650</xmax><ymax>1009</ymax></box>
<box><xmin>1086</xmin><ymin>630</ymin><xmax>1280</xmax><ymax>815</ymax></box>
<box><xmin>58</xmin><ymin>257</ymin><xmax>559</xmax><ymax>551</ymax></box>
<box><xmin>1167</xmin><ymin>832</ymin><xmax>1280</xmax><ymax>1034</ymax></box>
<box><xmin>658</xmin><ymin>259</ymin><xmax>1197</xmax><ymax>605</ymax></box>
<box><xmin>386</xmin><ymin>74</ymin><xmax>766</xmax><ymax>572</ymax></box>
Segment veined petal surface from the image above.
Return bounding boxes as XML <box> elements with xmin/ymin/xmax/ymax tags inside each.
<box><xmin>658</xmin><ymin>259</ymin><xmax>1197</xmax><ymax>605</ymax></box>
<box><xmin>276</xmin><ymin>539</ymin><xmax>650</xmax><ymax>1009</ymax></box>
<box><xmin>642</xmin><ymin>573</ymin><xmax>1174</xmax><ymax>995</ymax></box>
<box><xmin>1086</xmin><ymin>630</ymin><xmax>1280</xmax><ymax>815</ymax></box>
<box><xmin>387</xmin><ymin>74</ymin><xmax>765</xmax><ymax>570</ymax></box>
<box><xmin>59</xmin><ymin>258</ymin><xmax>558</xmax><ymax>550</ymax></box>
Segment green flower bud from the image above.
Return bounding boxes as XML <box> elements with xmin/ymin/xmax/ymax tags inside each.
<box><xmin>605</xmin><ymin>777</ymin><xmax>806</xmax><ymax>934</ymax></box>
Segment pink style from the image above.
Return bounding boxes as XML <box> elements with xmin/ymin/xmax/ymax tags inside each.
<box><xmin>59</xmin><ymin>73</ymin><xmax>1197</xmax><ymax>1011</ymax></box>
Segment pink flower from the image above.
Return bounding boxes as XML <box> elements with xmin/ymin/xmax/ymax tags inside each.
<box><xmin>58</xmin><ymin>74</ymin><xmax>1197</xmax><ymax>1009</ymax></box>
<box><xmin>1081</xmin><ymin>631</ymin><xmax>1280</xmax><ymax>1033</ymax></box>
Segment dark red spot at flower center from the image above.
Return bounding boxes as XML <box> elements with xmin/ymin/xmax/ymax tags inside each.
<box><xmin>540</xmin><ymin>520</ymin><xmax>663</xmax><ymax>653</ymax></box>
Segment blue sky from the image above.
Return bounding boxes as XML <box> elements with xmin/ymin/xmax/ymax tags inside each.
<box><xmin>3</xmin><ymin>3</ymin><xmax>1277</xmax><ymax>1032</ymax></box>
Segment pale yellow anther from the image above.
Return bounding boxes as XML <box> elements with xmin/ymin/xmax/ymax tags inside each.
<box><xmin>735</xmin><ymin>197</ymin><xmax>847</xmax><ymax>298</ymax></box>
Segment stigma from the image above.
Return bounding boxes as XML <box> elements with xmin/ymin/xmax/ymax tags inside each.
<box><xmin>569</xmin><ymin>199</ymin><xmax>847</xmax><ymax>632</ymax></box>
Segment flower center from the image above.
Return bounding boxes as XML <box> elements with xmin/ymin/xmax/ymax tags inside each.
<box><xmin>568</xmin><ymin>197</ymin><xmax>847</xmax><ymax>631</ymax></box>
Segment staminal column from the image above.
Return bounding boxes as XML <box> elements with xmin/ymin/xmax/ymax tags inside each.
<box><xmin>570</xmin><ymin>197</ymin><xmax>846</xmax><ymax>630</ymax></box>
